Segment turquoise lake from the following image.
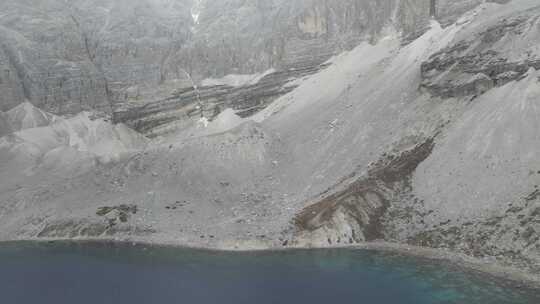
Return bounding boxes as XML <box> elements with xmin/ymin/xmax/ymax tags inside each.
<box><xmin>0</xmin><ymin>242</ymin><xmax>538</xmax><ymax>303</ymax></box>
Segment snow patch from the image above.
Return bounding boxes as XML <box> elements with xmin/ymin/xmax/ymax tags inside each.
<box><xmin>201</xmin><ymin>69</ymin><xmax>275</xmax><ymax>87</ymax></box>
<box><xmin>192</xmin><ymin>108</ymin><xmax>245</xmax><ymax>137</ymax></box>
<box><xmin>5</xmin><ymin>101</ymin><xmax>57</xmax><ymax>132</ymax></box>
<box><xmin>197</xmin><ymin>116</ymin><xmax>209</xmax><ymax>128</ymax></box>
<box><xmin>206</xmin><ymin>108</ymin><xmax>244</xmax><ymax>134</ymax></box>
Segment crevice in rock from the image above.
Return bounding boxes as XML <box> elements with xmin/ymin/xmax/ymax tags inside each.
<box><xmin>69</xmin><ymin>13</ymin><xmax>114</xmax><ymax>114</ymax></box>
<box><xmin>0</xmin><ymin>42</ymin><xmax>31</xmax><ymax>101</ymax></box>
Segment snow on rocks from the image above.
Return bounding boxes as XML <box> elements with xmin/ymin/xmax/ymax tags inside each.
<box><xmin>201</xmin><ymin>108</ymin><xmax>245</xmax><ymax>136</ymax></box>
<box><xmin>201</xmin><ymin>69</ymin><xmax>276</xmax><ymax>87</ymax></box>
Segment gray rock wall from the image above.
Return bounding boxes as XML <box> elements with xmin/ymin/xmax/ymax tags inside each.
<box><xmin>0</xmin><ymin>0</ymin><xmax>493</xmax><ymax>115</ymax></box>
<box><xmin>0</xmin><ymin>45</ymin><xmax>26</xmax><ymax>112</ymax></box>
<box><xmin>181</xmin><ymin>0</ymin><xmax>431</xmax><ymax>77</ymax></box>
<box><xmin>0</xmin><ymin>0</ymin><xmax>194</xmax><ymax>114</ymax></box>
<box><xmin>0</xmin><ymin>111</ymin><xmax>11</xmax><ymax>137</ymax></box>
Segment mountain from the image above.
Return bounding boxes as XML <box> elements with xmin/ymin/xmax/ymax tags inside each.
<box><xmin>1</xmin><ymin>0</ymin><xmax>483</xmax><ymax>117</ymax></box>
<box><xmin>0</xmin><ymin>0</ymin><xmax>539</xmax><ymax>280</ymax></box>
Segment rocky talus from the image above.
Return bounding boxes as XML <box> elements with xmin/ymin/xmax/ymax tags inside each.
<box><xmin>113</xmin><ymin>63</ymin><xmax>329</xmax><ymax>137</ymax></box>
<box><xmin>421</xmin><ymin>16</ymin><xmax>540</xmax><ymax>98</ymax></box>
<box><xmin>409</xmin><ymin>194</ymin><xmax>540</xmax><ymax>274</ymax></box>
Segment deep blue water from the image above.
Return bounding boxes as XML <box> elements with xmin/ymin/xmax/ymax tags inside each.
<box><xmin>0</xmin><ymin>242</ymin><xmax>538</xmax><ymax>304</ymax></box>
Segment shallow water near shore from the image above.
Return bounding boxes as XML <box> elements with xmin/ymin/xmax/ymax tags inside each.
<box><xmin>0</xmin><ymin>242</ymin><xmax>538</xmax><ymax>304</ymax></box>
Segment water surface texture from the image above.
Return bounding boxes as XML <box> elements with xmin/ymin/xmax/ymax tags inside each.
<box><xmin>0</xmin><ymin>242</ymin><xmax>538</xmax><ymax>304</ymax></box>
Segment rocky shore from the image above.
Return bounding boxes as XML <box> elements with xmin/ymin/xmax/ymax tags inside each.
<box><xmin>2</xmin><ymin>237</ymin><xmax>538</xmax><ymax>291</ymax></box>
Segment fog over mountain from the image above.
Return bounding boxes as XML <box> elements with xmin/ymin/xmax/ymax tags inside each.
<box><xmin>1</xmin><ymin>0</ymin><xmax>483</xmax><ymax>114</ymax></box>
<box><xmin>0</xmin><ymin>0</ymin><xmax>539</xmax><ymax>282</ymax></box>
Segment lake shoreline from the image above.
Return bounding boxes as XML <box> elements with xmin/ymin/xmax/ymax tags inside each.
<box><xmin>1</xmin><ymin>237</ymin><xmax>539</xmax><ymax>291</ymax></box>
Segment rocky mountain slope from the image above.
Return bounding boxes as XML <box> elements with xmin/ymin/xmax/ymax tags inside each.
<box><xmin>1</xmin><ymin>1</ymin><xmax>479</xmax><ymax>119</ymax></box>
<box><xmin>0</xmin><ymin>0</ymin><xmax>539</xmax><ymax>280</ymax></box>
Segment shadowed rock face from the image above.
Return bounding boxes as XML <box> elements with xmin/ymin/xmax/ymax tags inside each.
<box><xmin>0</xmin><ymin>112</ymin><xmax>11</xmax><ymax>137</ymax></box>
<box><xmin>0</xmin><ymin>47</ymin><xmax>26</xmax><ymax>112</ymax></box>
<box><xmin>0</xmin><ymin>0</ymin><xmax>194</xmax><ymax>115</ymax></box>
<box><xmin>0</xmin><ymin>1</ymin><xmax>106</xmax><ymax>113</ymax></box>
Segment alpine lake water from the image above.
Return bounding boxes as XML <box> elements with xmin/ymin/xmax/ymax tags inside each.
<box><xmin>0</xmin><ymin>241</ymin><xmax>538</xmax><ymax>304</ymax></box>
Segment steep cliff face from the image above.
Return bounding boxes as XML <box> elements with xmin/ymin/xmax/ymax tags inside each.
<box><xmin>0</xmin><ymin>46</ymin><xmax>26</xmax><ymax>112</ymax></box>
<box><xmin>74</xmin><ymin>0</ymin><xmax>195</xmax><ymax>93</ymax></box>
<box><xmin>0</xmin><ymin>0</ymin><xmax>110</xmax><ymax>114</ymax></box>
<box><xmin>183</xmin><ymin>0</ymin><xmax>431</xmax><ymax>77</ymax></box>
<box><xmin>0</xmin><ymin>112</ymin><xmax>11</xmax><ymax>137</ymax></box>
<box><xmin>0</xmin><ymin>0</ymin><xmax>194</xmax><ymax>115</ymax></box>
<box><xmin>0</xmin><ymin>0</ymin><xmax>497</xmax><ymax>131</ymax></box>
<box><xmin>115</xmin><ymin>0</ymin><xmax>434</xmax><ymax>136</ymax></box>
<box><xmin>116</xmin><ymin>0</ymin><xmax>511</xmax><ymax>137</ymax></box>
<box><xmin>0</xmin><ymin>0</ymin><xmax>467</xmax><ymax>117</ymax></box>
